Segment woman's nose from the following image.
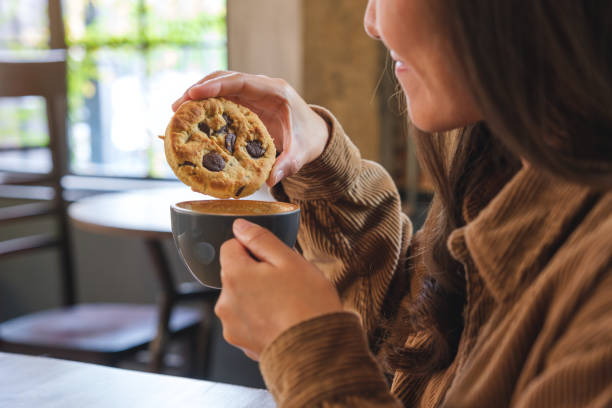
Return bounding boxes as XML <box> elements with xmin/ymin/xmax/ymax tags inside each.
<box><xmin>364</xmin><ymin>0</ymin><xmax>381</xmax><ymax>40</ymax></box>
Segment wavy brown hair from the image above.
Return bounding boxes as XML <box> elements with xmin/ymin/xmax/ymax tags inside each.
<box><xmin>380</xmin><ymin>1</ymin><xmax>612</xmax><ymax>376</ymax></box>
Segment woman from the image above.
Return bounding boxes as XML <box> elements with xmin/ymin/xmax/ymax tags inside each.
<box><xmin>173</xmin><ymin>1</ymin><xmax>612</xmax><ymax>406</ymax></box>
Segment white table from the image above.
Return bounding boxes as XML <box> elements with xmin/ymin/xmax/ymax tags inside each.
<box><xmin>0</xmin><ymin>352</ymin><xmax>275</xmax><ymax>408</ymax></box>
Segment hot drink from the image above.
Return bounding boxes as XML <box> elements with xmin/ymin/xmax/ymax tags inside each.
<box><xmin>177</xmin><ymin>200</ymin><xmax>298</xmax><ymax>216</ymax></box>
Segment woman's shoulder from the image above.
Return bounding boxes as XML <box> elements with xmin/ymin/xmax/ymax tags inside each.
<box><xmin>544</xmin><ymin>191</ymin><xmax>612</xmax><ymax>363</ymax></box>
<box><xmin>558</xmin><ymin>190</ymin><xmax>612</xmax><ymax>270</ymax></box>
<box><xmin>543</xmin><ymin>189</ymin><xmax>611</xmax><ymax>318</ymax></box>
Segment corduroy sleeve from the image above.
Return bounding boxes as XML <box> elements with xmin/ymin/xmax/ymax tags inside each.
<box><xmin>270</xmin><ymin>105</ymin><xmax>412</xmax><ymax>338</ymax></box>
<box><xmin>260</xmin><ymin>312</ymin><xmax>403</xmax><ymax>407</ymax></box>
<box><xmin>260</xmin><ymin>106</ymin><xmax>413</xmax><ymax>406</ymax></box>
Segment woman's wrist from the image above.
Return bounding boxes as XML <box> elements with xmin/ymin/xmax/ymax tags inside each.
<box><xmin>278</xmin><ymin>105</ymin><xmax>363</xmax><ymax>201</ymax></box>
<box><xmin>303</xmin><ymin>107</ymin><xmax>332</xmax><ymax>166</ymax></box>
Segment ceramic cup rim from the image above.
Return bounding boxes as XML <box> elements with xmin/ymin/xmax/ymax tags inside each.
<box><xmin>171</xmin><ymin>199</ymin><xmax>300</xmax><ymax>217</ymax></box>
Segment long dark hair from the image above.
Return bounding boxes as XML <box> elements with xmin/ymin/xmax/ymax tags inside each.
<box><xmin>381</xmin><ymin>1</ymin><xmax>612</xmax><ymax>376</ymax></box>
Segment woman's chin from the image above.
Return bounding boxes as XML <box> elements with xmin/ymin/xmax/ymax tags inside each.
<box><xmin>406</xmin><ymin>103</ymin><xmax>448</xmax><ymax>133</ymax></box>
<box><xmin>407</xmin><ymin>102</ymin><xmax>479</xmax><ymax>133</ymax></box>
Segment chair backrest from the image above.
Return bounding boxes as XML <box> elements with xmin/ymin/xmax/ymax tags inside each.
<box><xmin>48</xmin><ymin>0</ymin><xmax>66</xmax><ymax>50</ymax></box>
<box><xmin>0</xmin><ymin>51</ymin><xmax>69</xmax><ymax>177</ymax></box>
<box><xmin>0</xmin><ymin>0</ymin><xmax>74</xmax><ymax>306</ymax></box>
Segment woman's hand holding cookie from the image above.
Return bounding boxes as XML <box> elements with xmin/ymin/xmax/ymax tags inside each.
<box><xmin>172</xmin><ymin>71</ymin><xmax>329</xmax><ymax>186</ymax></box>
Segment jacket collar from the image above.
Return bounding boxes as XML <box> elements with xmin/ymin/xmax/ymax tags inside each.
<box><xmin>448</xmin><ymin>166</ymin><xmax>595</xmax><ymax>303</ymax></box>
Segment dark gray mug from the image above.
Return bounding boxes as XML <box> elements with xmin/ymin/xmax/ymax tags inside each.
<box><xmin>170</xmin><ymin>200</ymin><xmax>300</xmax><ymax>288</ymax></box>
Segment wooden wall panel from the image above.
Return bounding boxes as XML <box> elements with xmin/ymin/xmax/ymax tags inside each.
<box><xmin>227</xmin><ymin>0</ymin><xmax>408</xmax><ymax>177</ymax></box>
<box><xmin>302</xmin><ymin>0</ymin><xmax>382</xmax><ymax>162</ymax></box>
<box><xmin>227</xmin><ymin>0</ymin><xmax>303</xmax><ymax>92</ymax></box>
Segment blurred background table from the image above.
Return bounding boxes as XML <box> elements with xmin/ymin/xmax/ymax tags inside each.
<box><xmin>68</xmin><ymin>186</ymin><xmax>274</xmax><ymax>239</ymax></box>
<box><xmin>67</xmin><ymin>186</ymin><xmax>274</xmax><ymax>374</ymax></box>
<box><xmin>0</xmin><ymin>351</ymin><xmax>275</xmax><ymax>408</ymax></box>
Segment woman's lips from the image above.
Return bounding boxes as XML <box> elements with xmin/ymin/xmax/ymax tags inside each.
<box><xmin>395</xmin><ymin>60</ymin><xmax>408</xmax><ymax>73</ymax></box>
<box><xmin>391</xmin><ymin>51</ymin><xmax>408</xmax><ymax>73</ymax></box>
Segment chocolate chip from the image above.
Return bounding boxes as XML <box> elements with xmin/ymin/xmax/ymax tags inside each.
<box><xmin>198</xmin><ymin>122</ymin><xmax>211</xmax><ymax>135</ymax></box>
<box><xmin>246</xmin><ymin>140</ymin><xmax>265</xmax><ymax>158</ymax></box>
<box><xmin>235</xmin><ymin>185</ymin><xmax>245</xmax><ymax>197</ymax></box>
<box><xmin>202</xmin><ymin>152</ymin><xmax>225</xmax><ymax>172</ymax></box>
<box><xmin>223</xmin><ymin>113</ymin><xmax>233</xmax><ymax>127</ymax></box>
<box><xmin>225</xmin><ymin>132</ymin><xmax>236</xmax><ymax>154</ymax></box>
<box><xmin>178</xmin><ymin>161</ymin><xmax>196</xmax><ymax>167</ymax></box>
<box><xmin>216</xmin><ymin>113</ymin><xmax>233</xmax><ymax>135</ymax></box>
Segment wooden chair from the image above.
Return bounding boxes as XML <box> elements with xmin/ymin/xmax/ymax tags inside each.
<box><xmin>0</xmin><ymin>0</ymin><xmax>216</xmax><ymax>377</ymax></box>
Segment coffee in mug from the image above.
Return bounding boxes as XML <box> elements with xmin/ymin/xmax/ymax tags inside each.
<box><xmin>177</xmin><ymin>200</ymin><xmax>298</xmax><ymax>216</ymax></box>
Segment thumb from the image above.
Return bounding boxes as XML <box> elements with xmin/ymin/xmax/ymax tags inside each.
<box><xmin>267</xmin><ymin>151</ymin><xmax>302</xmax><ymax>186</ymax></box>
<box><xmin>219</xmin><ymin>237</ymin><xmax>256</xmax><ymax>271</ymax></box>
<box><xmin>240</xmin><ymin>347</ymin><xmax>260</xmax><ymax>361</ymax></box>
<box><xmin>232</xmin><ymin>219</ymin><xmax>293</xmax><ymax>265</ymax></box>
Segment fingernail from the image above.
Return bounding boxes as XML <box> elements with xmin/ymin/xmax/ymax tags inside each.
<box><xmin>187</xmin><ymin>85</ymin><xmax>200</xmax><ymax>97</ymax></box>
<box><xmin>273</xmin><ymin>170</ymin><xmax>284</xmax><ymax>185</ymax></box>
<box><xmin>173</xmin><ymin>94</ymin><xmax>185</xmax><ymax>107</ymax></box>
<box><xmin>233</xmin><ymin>218</ymin><xmax>253</xmax><ymax>234</ymax></box>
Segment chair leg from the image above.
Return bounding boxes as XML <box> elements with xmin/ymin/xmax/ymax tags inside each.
<box><xmin>144</xmin><ymin>238</ymin><xmax>177</xmax><ymax>373</ymax></box>
<box><xmin>190</xmin><ymin>300</ymin><xmax>215</xmax><ymax>379</ymax></box>
<box><xmin>148</xmin><ymin>295</ymin><xmax>172</xmax><ymax>373</ymax></box>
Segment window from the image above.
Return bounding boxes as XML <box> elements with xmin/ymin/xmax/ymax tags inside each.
<box><xmin>0</xmin><ymin>0</ymin><xmax>227</xmax><ymax>179</ymax></box>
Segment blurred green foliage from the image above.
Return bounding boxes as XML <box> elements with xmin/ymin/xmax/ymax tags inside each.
<box><xmin>65</xmin><ymin>1</ymin><xmax>226</xmax><ymax>122</ymax></box>
<box><xmin>0</xmin><ymin>0</ymin><xmax>226</xmax><ymax>180</ymax></box>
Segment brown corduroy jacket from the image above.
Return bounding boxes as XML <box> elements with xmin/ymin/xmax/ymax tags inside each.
<box><xmin>260</xmin><ymin>107</ymin><xmax>612</xmax><ymax>407</ymax></box>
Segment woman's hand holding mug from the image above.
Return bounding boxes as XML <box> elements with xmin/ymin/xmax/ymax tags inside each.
<box><xmin>216</xmin><ymin>219</ymin><xmax>342</xmax><ymax>360</ymax></box>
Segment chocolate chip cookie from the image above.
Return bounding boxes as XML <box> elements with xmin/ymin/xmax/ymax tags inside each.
<box><xmin>163</xmin><ymin>98</ymin><xmax>276</xmax><ymax>198</ymax></box>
